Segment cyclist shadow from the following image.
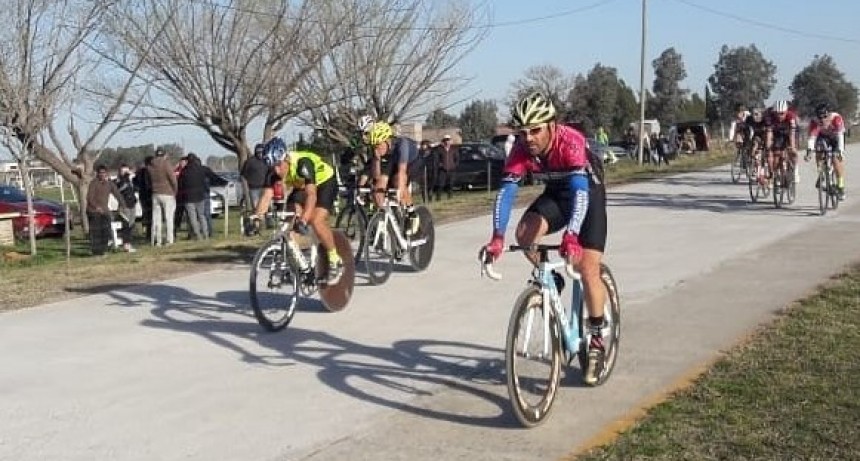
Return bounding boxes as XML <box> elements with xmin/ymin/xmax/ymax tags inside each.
<box><xmin>353</xmin><ymin>260</ymin><xmax>420</xmax><ymax>287</ymax></box>
<box><xmin>259</xmin><ymin>331</ymin><xmax>524</xmax><ymax>429</ymax></box>
<box><xmin>98</xmin><ymin>281</ymin><xmax>521</xmax><ymax>428</ymax></box>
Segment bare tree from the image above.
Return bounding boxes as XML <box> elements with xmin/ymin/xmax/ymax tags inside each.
<box><xmin>507</xmin><ymin>64</ymin><xmax>575</xmax><ymax>117</ymax></box>
<box><xmin>108</xmin><ymin>0</ymin><xmax>353</xmax><ymax>168</ymax></box>
<box><xmin>0</xmin><ymin>0</ymin><xmax>164</xmax><ymax>233</ymax></box>
<box><xmin>299</xmin><ymin>0</ymin><xmax>490</xmax><ymax>146</ymax></box>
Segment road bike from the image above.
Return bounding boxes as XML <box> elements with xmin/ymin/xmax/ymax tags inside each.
<box><xmin>249</xmin><ymin>210</ymin><xmax>356</xmax><ymax>331</ymax></box>
<box><xmin>363</xmin><ymin>189</ymin><xmax>435</xmax><ymax>285</ymax></box>
<box><xmin>813</xmin><ymin>138</ymin><xmax>842</xmax><ymax>215</ymax></box>
<box><xmin>333</xmin><ymin>183</ymin><xmax>374</xmax><ymax>260</ymax></box>
<box><xmin>481</xmin><ymin>244</ymin><xmax>621</xmax><ymax>427</ymax></box>
<box><xmin>748</xmin><ymin>137</ymin><xmax>771</xmax><ymax>203</ymax></box>
<box><xmin>770</xmin><ymin>147</ymin><xmax>797</xmax><ymax>209</ymax></box>
<box><xmin>731</xmin><ymin>141</ymin><xmax>753</xmax><ymax>184</ymax></box>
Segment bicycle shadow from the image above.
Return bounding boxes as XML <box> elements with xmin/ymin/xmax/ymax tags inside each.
<box><xmin>72</xmin><ymin>280</ymin><xmax>589</xmax><ymax>428</ymax></box>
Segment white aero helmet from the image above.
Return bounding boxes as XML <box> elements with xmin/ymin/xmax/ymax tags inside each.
<box><xmin>357</xmin><ymin>115</ymin><xmax>375</xmax><ymax>133</ymax></box>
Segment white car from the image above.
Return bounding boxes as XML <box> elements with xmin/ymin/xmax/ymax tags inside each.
<box><xmin>209</xmin><ymin>172</ymin><xmax>244</xmax><ymax>208</ymax></box>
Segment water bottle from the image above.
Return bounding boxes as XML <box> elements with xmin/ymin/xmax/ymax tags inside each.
<box><xmin>568</xmin><ymin>280</ymin><xmax>583</xmax><ymax>343</ymax></box>
<box><xmin>286</xmin><ymin>239</ymin><xmax>310</xmax><ymax>273</ymax></box>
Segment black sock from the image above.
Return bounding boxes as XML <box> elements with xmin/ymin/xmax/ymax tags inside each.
<box><xmin>589</xmin><ymin>316</ymin><xmax>604</xmax><ymax>328</ymax></box>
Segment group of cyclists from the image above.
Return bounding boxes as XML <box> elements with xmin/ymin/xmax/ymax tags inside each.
<box><xmin>246</xmin><ymin>116</ymin><xmax>426</xmax><ymax>286</ymax></box>
<box><xmin>730</xmin><ymin>100</ymin><xmax>847</xmax><ymax>199</ymax></box>
<box><xmin>242</xmin><ymin>92</ymin><xmax>611</xmax><ymax>384</ymax></box>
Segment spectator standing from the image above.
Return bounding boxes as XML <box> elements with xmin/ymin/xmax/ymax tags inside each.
<box><xmin>173</xmin><ymin>156</ymin><xmax>189</xmax><ymax>238</ymax></box>
<box><xmin>86</xmin><ymin>165</ymin><xmax>124</xmax><ymax>256</ymax></box>
<box><xmin>114</xmin><ymin>163</ymin><xmax>138</xmax><ymax>252</ymax></box>
<box><xmin>241</xmin><ymin>143</ymin><xmax>269</xmax><ymax>210</ymax></box>
<box><xmin>433</xmin><ymin>134</ymin><xmax>458</xmax><ymax>200</ymax></box>
<box><xmin>418</xmin><ymin>139</ymin><xmax>436</xmax><ymax>203</ymax></box>
<box><xmin>133</xmin><ymin>156</ymin><xmax>154</xmax><ymax>242</ymax></box>
<box><xmin>596</xmin><ymin>125</ymin><xmax>609</xmax><ymax>147</ymax></box>
<box><xmin>146</xmin><ymin>148</ymin><xmax>178</xmax><ymax>246</ymax></box>
<box><xmin>178</xmin><ymin>153</ymin><xmax>227</xmax><ymax>240</ymax></box>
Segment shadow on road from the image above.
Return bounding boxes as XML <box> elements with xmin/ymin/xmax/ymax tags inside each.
<box><xmin>69</xmin><ymin>282</ymin><xmax>522</xmax><ymax>428</ymax></box>
<box><xmin>609</xmin><ymin>190</ymin><xmax>821</xmax><ymax>217</ymax></box>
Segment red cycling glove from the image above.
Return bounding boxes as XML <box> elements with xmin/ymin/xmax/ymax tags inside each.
<box><xmin>483</xmin><ymin>233</ymin><xmax>505</xmax><ymax>262</ymax></box>
<box><xmin>559</xmin><ymin>231</ymin><xmax>583</xmax><ymax>263</ymax></box>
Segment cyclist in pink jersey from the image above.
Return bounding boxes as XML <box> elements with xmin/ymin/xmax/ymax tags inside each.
<box><xmin>806</xmin><ymin>103</ymin><xmax>847</xmax><ymax>198</ymax></box>
<box><xmin>481</xmin><ymin>92</ymin><xmax>608</xmax><ymax>385</ymax></box>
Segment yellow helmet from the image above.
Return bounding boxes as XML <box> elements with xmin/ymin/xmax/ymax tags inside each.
<box><xmin>367</xmin><ymin>121</ymin><xmax>394</xmax><ymax>146</ymax></box>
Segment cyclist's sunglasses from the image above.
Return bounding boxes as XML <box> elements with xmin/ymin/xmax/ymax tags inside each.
<box><xmin>520</xmin><ymin>124</ymin><xmax>547</xmax><ymax>137</ymax></box>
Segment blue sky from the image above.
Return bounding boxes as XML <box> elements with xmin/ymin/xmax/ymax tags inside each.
<box><xmin>25</xmin><ymin>0</ymin><xmax>860</xmax><ymax>161</ymax></box>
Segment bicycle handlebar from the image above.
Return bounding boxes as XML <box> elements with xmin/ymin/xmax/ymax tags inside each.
<box><xmin>479</xmin><ymin>244</ymin><xmax>579</xmax><ymax>281</ymax></box>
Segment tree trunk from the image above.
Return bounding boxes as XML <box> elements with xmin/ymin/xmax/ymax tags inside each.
<box><xmin>18</xmin><ymin>161</ymin><xmax>38</xmax><ymax>256</ymax></box>
<box><xmin>76</xmin><ymin>179</ymin><xmax>91</xmax><ymax>235</ymax></box>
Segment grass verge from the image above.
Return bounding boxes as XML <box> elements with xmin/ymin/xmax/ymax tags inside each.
<box><xmin>1</xmin><ymin>150</ymin><xmax>731</xmax><ymax>310</ymax></box>
<box><xmin>574</xmin><ymin>264</ymin><xmax>860</xmax><ymax>461</ymax></box>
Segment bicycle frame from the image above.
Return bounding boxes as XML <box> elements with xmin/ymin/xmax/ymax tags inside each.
<box><xmin>483</xmin><ymin>246</ymin><xmax>585</xmax><ymax>362</ymax></box>
<box><xmin>367</xmin><ymin>192</ymin><xmax>428</xmax><ymax>254</ymax></box>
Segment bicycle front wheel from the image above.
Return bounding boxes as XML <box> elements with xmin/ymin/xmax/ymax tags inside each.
<box><xmin>334</xmin><ymin>204</ymin><xmax>367</xmax><ymax>260</ymax></box>
<box><xmin>363</xmin><ymin>211</ymin><xmax>394</xmax><ymax>285</ymax></box>
<box><xmin>731</xmin><ymin>149</ymin><xmax>743</xmax><ymax>183</ymax></box>
<box><xmin>578</xmin><ymin>264</ymin><xmax>623</xmax><ymax>386</ymax></box>
<box><xmin>250</xmin><ymin>240</ymin><xmax>299</xmax><ymax>332</ymax></box>
<box><xmin>506</xmin><ymin>286</ymin><xmax>562</xmax><ymax>428</ymax></box>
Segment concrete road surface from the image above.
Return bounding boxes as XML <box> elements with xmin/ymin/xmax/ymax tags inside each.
<box><xmin>2</xmin><ymin>150</ymin><xmax>859</xmax><ymax>461</ymax></box>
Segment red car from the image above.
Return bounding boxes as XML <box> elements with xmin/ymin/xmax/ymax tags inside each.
<box><xmin>0</xmin><ymin>185</ymin><xmax>68</xmax><ymax>239</ymax></box>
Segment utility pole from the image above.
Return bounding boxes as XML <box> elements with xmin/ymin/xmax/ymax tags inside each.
<box><xmin>637</xmin><ymin>0</ymin><xmax>647</xmax><ymax>165</ymax></box>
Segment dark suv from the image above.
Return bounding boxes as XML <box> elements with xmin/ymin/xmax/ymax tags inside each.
<box><xmin>452</xmin><ymin>143</ymin><xmax>506</xmax><ymax>190</ymax></box>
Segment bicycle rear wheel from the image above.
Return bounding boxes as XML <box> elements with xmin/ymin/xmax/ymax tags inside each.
<box><xmin>407</xmin><ymin>206</ymin><xmax>435</xmax><ymax>272</ymax></box>
<box><xmin>506</xmin><ymin>286</ymin><xmax>562</xmax><ymax>427</ymax></box>
<box><xmin>363</xmin><ymin>211</ymin><xmax>394</xmax><ymax>285</ymax></box>
<box><xmin>250</xmin><ymin>240</ymin><xmax>299</xmax><ymax>332</ymax></box>
<box><xmin>578</xmin><ymin>264</ymin><xmax>622</xmax><ymax>386</ymax></box>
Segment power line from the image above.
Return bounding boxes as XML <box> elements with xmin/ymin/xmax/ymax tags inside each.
<box><xmin>184</xmin><ymin>0</ymin><xmax>618</xmax><ymax>31</ymax></box>
<box><xmin>673</xmin><ymin>0</ymin><xmax>860</xmax><ymax>44</ymax></box>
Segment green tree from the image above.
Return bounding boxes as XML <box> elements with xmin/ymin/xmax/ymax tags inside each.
<box><xmin>789</xmin><ymin>54</ymin><xmax>859</xmax><ymax>119</ymax></box>
<box><xmin>565</xmin><ymin>64</ymin><xmax>638</xmax><ymax>137</ymax></box>
<box><xmin>677</xmin><ymin>92</ymin><xmax>706</xmax><ymax>122</ymax></box>
<box><xmin>424</xmin><ymin>108</ymin><xmax>460</xmax><ymax>129</ymax></box>
<box><xmin>650</xmin><ymin>47</ymin><xmax>689</xmax><ymax>125</ymax></box>
<box><xmin>459</xmin><ymin>99</ymin><xmax>498</xmax><ymax>142</ymax></box>
<box><xmin>708</xmin><ymin>44</ymin><xmax>777</xmax><ymax>121</ymax></box>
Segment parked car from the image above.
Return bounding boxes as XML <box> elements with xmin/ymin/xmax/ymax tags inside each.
<box><xmin>0</xmin><ymin>184</ymin><xmax>68</xmax><ymax>239</ymax></box>
<box><xmin>452</xmin><ymin>143</ymin><xmax>506</xmax><ymax>190</ymax></box>
<box><xmin>669</xmin><ymin>121</ymin><xmax>711</xmax><ymax>152</ymax></box>
<box><xmin>210</xmin><ymin>190</ymin><xmax>225</xmax><ymax>218</ymax></box>
<box><xmin>210</xmin><ymin>171</ymin><xmax>244</xmax><ymax>208</ymax></box>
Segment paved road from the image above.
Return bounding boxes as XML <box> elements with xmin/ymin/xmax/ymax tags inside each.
<box><xmin>2</xmin><ymin>150</ymin><xmax>860</xmax><ymax>461</ymax></box>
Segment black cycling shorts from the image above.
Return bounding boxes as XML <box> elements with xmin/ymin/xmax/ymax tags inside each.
<box><xmin>525</xmin><ymin>180</ymin><xmax>607</xmax><ymax>252</ymax></box>
<box><xmin>286</xmin><ymin>177</ymin><xmax>338</xmax><ymax>212</ymax></box>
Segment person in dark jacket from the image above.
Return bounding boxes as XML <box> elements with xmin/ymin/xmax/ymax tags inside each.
<box><xmin>87</xmin><ymin>165</ymin><xmax>125</xmax><ymax>256</ymax></box>
<box><xmin>418</xmin><ymin>139</ymin><xmax>436</xmax><ymax>203</ymax></box>
<box><xmin>433</xmin><ymin>134</ymin><xmax>458</xmax><ymax>200</ymax></box>
<box><xmin>133</xmin><ymin>157</ymin><xmax>154</xmax><ymax>242</ymax></box>
<box><xmin>178</xmin><ymin>153</ymin><xmax>227</xmax><ymax>240</ymax></box>
<box><xmin>241</xmin><ymin>143</ymin><xmax>269</xmax><ymax>210</ymax></box>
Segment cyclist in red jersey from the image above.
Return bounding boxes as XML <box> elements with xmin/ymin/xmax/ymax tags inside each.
<box><xmin>765</xmin><ymin>100</ymin><xmax>799</xmax><ymax>184</ymax></box>
<box><xmin>806</xmin><ymin>103</ymin><xmax>847</xmax><ymax>198</ymax></box>
<box><xmin>481</xmin><ymin>92</ymin><xmax>608</xmax><ymax>385</ymax></box>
